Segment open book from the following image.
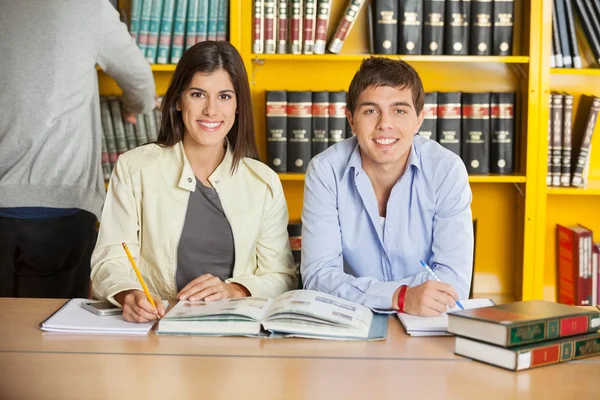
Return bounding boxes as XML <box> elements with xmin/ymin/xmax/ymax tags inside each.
<box><xmin>397</xmin><ymin>298</ymin><xmax>495</xmax><ymax>337</ymax></box>
<box><xmin>157</xmin><ymin>290</ymin><xmax>388</xmax><ymax>340</ymax></box>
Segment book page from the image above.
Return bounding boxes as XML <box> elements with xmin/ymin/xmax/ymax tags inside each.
<box><xmin>265</xmin><ymin>290</ymin><xmax>373</xmax><ymax>330</ymax></box>
<box><xmin>163</xmin><ymin>297</ymin><xmax>273</xmax><ymax>322</ymax></box>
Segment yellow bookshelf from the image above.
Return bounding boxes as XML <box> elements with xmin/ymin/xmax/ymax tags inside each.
<box><xmin>100</xmin><ymin>0</ymin><xmax>553</xmax><ymax>303</ymax></box>
<box><xmin>535</xmin><ymin>1</ymin><xmax>600</xmax><ymax>302</ymax></box>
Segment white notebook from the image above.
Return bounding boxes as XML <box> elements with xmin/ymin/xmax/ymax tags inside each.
<box><xmin>397</xmin><ymin>298</ymin><xmax>495</xmax><ymax>337</ymax></box>
<box><xmin>40</xmin><ymin>298</ymin><xmax>166</xmax><ymax>336</ymax></box>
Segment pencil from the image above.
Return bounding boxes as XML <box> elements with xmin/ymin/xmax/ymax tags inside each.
<box><xmin>121</xmin><ymin>242</ymin><xmax>157</xmax><ymax>309</ymax></box>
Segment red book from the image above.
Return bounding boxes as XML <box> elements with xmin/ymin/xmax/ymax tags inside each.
<box><xmin>302</xmin><ymin>0</ymin><xmax>318</xmax><ymax>54</ymax></box>
<box><xmin>290</xmin><ymin>0</ymin><xmax>303</xmax><ymax>54</ymax></box>
<box><xmin>557</xmin><ymin>224</ymin><xmax>593</xmax><ymax>306</ymax></box>
<box><xmin>253</xmin><ymin>0</ymin><xmax>265</xmax><ymax>54</ymax></box>
<box><xmin>314</xmin><ymin>0</ymin><xmax>333</xmax><ymax>54</ymax></box>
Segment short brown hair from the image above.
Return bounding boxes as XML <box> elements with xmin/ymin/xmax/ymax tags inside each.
<box><xmin>346</xmin><ymin>57</ymin><xmax>425</xmax><ymax>115</ymax></box>
<box><xmin>156</xmin><ymin>41</ymin><xmax>258</xmax><ymax>173</ymax></box>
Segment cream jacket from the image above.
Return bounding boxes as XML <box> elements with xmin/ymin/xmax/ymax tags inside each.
<box><xmin>91</xmin><ymin>141</ymin><xmax>298</xmax><ymax>304</ymax></box>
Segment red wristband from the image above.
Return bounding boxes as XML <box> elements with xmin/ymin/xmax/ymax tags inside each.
<box><xmin>397</xmin><ymin>285</ymin><xmax>408</xmax><ymax>313</ymax></box>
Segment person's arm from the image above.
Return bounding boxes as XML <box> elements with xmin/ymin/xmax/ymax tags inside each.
<box><xmin>90</xmin><ymin>153</ymin><xmax>145</xmax><ymax>306</ymax></box>
<box><xmin>227</xmin><ymin>177</ymin><xmax>298</xmax><ymax>298</ymax></box>
<box><xmin>96</xmin><ymin>1</ymin><xmax>155</xmax><ymax>116</ymax></box>
<box><xmin>301</xmin><ymin>158</ymin><xmax>402</xmax><ymax>310</ymax></box>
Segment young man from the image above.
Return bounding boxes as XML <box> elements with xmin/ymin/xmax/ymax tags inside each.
<box><xmin>301</xmin><ymin>57</ymin><xmax>473</xmax><ymax>316</ymax></box>
<box><xmin>0</xmin><ymin>0</ymin><xmax>156</xmax><ymax>298</ymax></box>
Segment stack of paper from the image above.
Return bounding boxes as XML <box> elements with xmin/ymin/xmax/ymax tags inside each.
<box><xmin>40</xmin><ymin>298</ymin><xmax>162</xmax><ymax>335</ymax></box>
<box><xmin>397</xmin><ymin>298</ymin><xmax>495</xmax><ymax>337</ymax></box>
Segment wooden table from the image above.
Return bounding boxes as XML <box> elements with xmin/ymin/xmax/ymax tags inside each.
<box><xmin>1</xmin><ymin>298</ymin><xmax>598</xmax><ymax>400</ymax></box>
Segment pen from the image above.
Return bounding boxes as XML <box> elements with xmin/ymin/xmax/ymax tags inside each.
<box><xmin>419</xmin><ymin>260</ymin><xmax>464</xmax><ymax>310</ymax></box>
<box><xmin>122</xmin><ymin>242</ymin><xmax>157</xmax><ymax>309</ymax></box>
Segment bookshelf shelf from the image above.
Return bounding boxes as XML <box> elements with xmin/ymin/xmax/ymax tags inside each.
<box><xmin>252</xmin><ymin>55</ymin><xmax>530</xmax><ymax>64</ymax></box>
<box><xmin>150</xmin><ymin>64</ymin><xmax>177</xmax><ymax>72</ymax></box>
<box><xmin>278</xmin><ymin>174</ymin><xmax>526</xmax><ymax>183</ymax></box>
<box><xmin>546</xmin><ymin>181</ymin><xmax>600</xmax><ymax>195</ymax></box>
<box><xmin>550</xmin><ymin>68</ymin><xmax>600</xmax><ymax>76</ymax></box>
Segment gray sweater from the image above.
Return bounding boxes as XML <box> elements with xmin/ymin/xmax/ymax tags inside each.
<box><xmin>0</xmin><ymin>0</ymin><xmax>155</xmax><ymax>221</ymax></box>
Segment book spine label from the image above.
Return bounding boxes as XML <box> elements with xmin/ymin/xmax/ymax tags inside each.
<box><xmin>398</xmin><ymin>0</ymin><xmax>423</xmax><ymax>54</ymax></box>
<box><xmin>422</xmin><ymin>0</ymin><xmax>445</xmax><ymax>55</ymax></box>
<box><xmin>470</xmin><ymin>0</ymin><xmax>492</xmax><ymax>55</ymax></box>
<box><xmin>419</xmin><ymin>92</ymin><xmax>438</xmax><ymax>141</ymax></box>
<box><xmin>290</xmin><ymin>0</ymin><xmax>303</xmax><ymax>54</ymax></box>
<box><xmin>328</xmin><ymin>0</ymin><xmax>367</xmax><ymax>53</ymax></box>
<box><xmin>328</xmin><ymin>92</ymin><xmax>347</xmax><ymax>146</ymax></box>
<box><xmin>492</xmin><ymin>0</ymin><xmax>514</xmax><ymax>55</ymax></box>
<box><xmin>278</xmin><ymin>0</ymin><xmax>290</xmax><ymax>54</ymax></box>
<box><xmin>574</xmin><ymin>336</ymin><xmax>600</xmax><ymax>359</ymax></box>
<box><xmin>437</xmin><ymin>92</ymin><xmax>462</xmax><ymax>156</ymax></box>
<box><xmin>287</xmin><ymin>92</ymin><xmax>312</xmax><ymax>173</ymax></box>
<box><xmin>303</xmin><ymin>0</ymin><xmax>318</xmax><ymax>54</ymax></box>
<box><xmin>314</xmin><ymin>0</ymin><xmax>333</xmax><ymax>54</ymax></box>
<box><xmin>462</xmin><ymin>93</ymin><xmax>490</xmax><ymax>174</ymax></box>
<box><xmin>572</xmin><ymin>97</ymin><xmax>600</xmax><ymax>187</ymax></box>
<box><xmin>550</xmin><ymin>94</ymin><xmax>563</xmax><ymax>187</ymax></box>
<box><xmin>265</xmin><ymin>0</ymin><xmax>277</xmax><ymax>53</ymax></box>
<box><xmin>266</xmin><ymin>91</ymin><xmax>288</xmax><ymax>172</ymax></box>
<box><xmin>312</xmin><ymin>91</ymin><xmax>329</xmax><ymax>157</ymax></box>
<box><xmin>560</xmin><ymin>315</ymin><xmax>590</xmax><ymax>336</ymax></box>
<box><xmin>529</xmin><ymin>343</ymin><xmax>561</xmax><ymax>368</ymax></box>
<box><xmin>490</xmin><ymin>92</ymin><xmax>515</xmax><ymax>174</ymax></box>
<box><xmin>372</xmin><ymin>0</ymin><xmax>399</xmax><ymax>54</ymax></box>
<box><xmin>254</xmin><ymin>0</ymin><xmax>265</xmax><ymax>54</ymax></box>
<box><xmin>170</xmin><ymin>0</ymin><xmax>189</xmax><ymax>63</ymax></box>
<box><xmin>560</xmin><ymin>94</ymin><xmax>573</xmax><ymax>186</ymax></box>
<box><xmin>444</xmin><ymin>0</ymin><xmax>470</xmax><ymax>55</ymax></box>
<box><xmin>509</xmin><ymin>322</ymin><xmax>546</xmax><ymax>346</ymax></box>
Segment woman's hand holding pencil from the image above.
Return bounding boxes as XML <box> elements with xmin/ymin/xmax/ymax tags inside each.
<box><xmin>114</xmin><ymin>289</ymin><xmax>166</xmax><ymax>323</ymax></box>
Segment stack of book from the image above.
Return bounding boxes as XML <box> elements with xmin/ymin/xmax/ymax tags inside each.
<box><xmin>266</xmin><ymin>90</ymin><xmax>517</xmax><ymax>175</ymax></box>
<box><xmin>99</xmin><ymin>96</ymin><xmax>161</xmax><ymax>181</ymax></box>
<box><xmin>447</xmin><ymin>300</ymin><xmax>600</xmax><ymax>371</ymax></box>
<box><xmin>557</xmin><ymin>224</ymin><xmax>600</xmax><ymax>307</ymax></box>
<box><xmin>547</xmin><ymin>94</ymin><xmax>600</xmax><ymax>188</ymax></box>
<box><xmin>551</xmin><ymin>0</ymin><xmax>600</xmax><ymax>68</ymax></box>
<box><xmin>125</xmin><ymin>0</ymin><xmax>229</xmax><ymax>65</ymax></box>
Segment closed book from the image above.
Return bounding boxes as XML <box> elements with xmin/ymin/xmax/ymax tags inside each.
<box><xmin>314</xmin><ymin>0</ymin><xmax>333</xmax><ymax>54</ymax></box>
<box><xmin>555</xmin><ymin>0</ymin><xmax>573</xmax><ymax>67</ymax></box>
<box><xmin>145</xmin><ymin>0</ymin><xmax>164</xmax><ymax>63</ymax></box>
<box><xmin>398</xmin><ymin>0</ymin><xmax>423</xmax><ymax>55</ymax></box>
<box><xmin>437</xmin><ymin>92</ymin><xmax>462</xmax><ymax>156</ymax></box>
<box><xmin>419</xmin><ymin>92</ymin><xmax>438</xmax><ymax>141</ymax></box>
<box><xmin>422</xmin><ymin>0</ymin><xmax>445</xmax><ymax>55</ymax></box>
<box><xmin>170</xmin><ymin>0</ymin><xmax>189</xmax><ymax>63</ymax></box>
<box><xmin>447</xmin><ymin>299</ymin><xmax>600</xmax><ymax>347</ymax></box>
<box><xmin>328</xmin><ymin>91</ymin><xmax>347</xmax><ymax>147</ymax></box>
<box><xmin>207</xmin><ymin>0</ymin><xmax>220</xmax><ymax>41</ymax></box>
<box><xmin>444</xmin><ymin>0</ymin><xmax>470</xmax><ymax>55</ymax></box>
<box><xmin>469</xmin><ymin>0</ymin><xmax>492</xmax><ymax>55</ymax></box>
<box><xmin>134</xmin><ymin>113</ymin><xmax>149</xmax><ymax>145</ymax></box>
<box><xmin>557</xmin><ymin>224</ymin><xmax>593</xmax><ymax>306</ymax></box>
<box><xmin>312</xmin><ymin>91</ymin><xmax>329</xmax><ymax>157</ymax></box>
<box><xmin>100</xmin><ymin>98</ymin><xmax>118</xmax><ymax>169</ymax></box>
<box><xmin>156</xmin><ymin>0</ymin><xmax>176</xmax><ymax>64</ymax></box>
<box><xmin>216</xmin><ymin>0</ymin><xmax>229</xmax><ymax>40</ymax></box>
<box><xmin>546</xmin><ymin>94</ymin><xmax>553</xmax><ymax>186</ymax></box>
<box><xmin>551</xmin><ymin>5</ymin><xmax>564</xmax><ymax>68</ymax></box>
<box><xmin>370</xmin><ymin>0</ymin><xmax>399</xmax><ymax>54</ymax></box>
<box><xmin>490</xmin><ymin>92</ymin><xmax>515</xmax><ymax>174</ymax></box>
<box><xmin>550</xmin><ymin>93</ymin><xmax>564</xmax><ymax>187</ymax></box>
<box><xmin>108</xmin><ymin>97</ymin><xmax>128</xmax><ymax>155</ymax></box>
<box><xmin>277</xmin><ymin>0</ymin><xmax>290</xmax><ymax>54</ymax></box>
<box><xmin>492</xmin><ymin>0</ymin><xmax>514</xmax><ymax>55</ymax></box>
<box><xmin>145</xmin><ymin>112</ymin><xmax>159</xmax><ymax>142</ymax></box>
<box><xmin>253</xmin><ymin>0</ymin><xmax>265</xmax><ymax>54</ymax></box>
<box><xmin>287</xmin><ymin>91</ymin><xmax>312</xmax><ymax>173</ymax></box>
<box><xmin>185</xmin><ymin>0</ymin><xmax>199</xmax><ymax>50</ymax></box>
<box><xmin>265</xmin><ymin>0</ymin><xmax>277</xmax><ymax>53</ymax></box>
<box><xmin>560</xmin><ymin>93</ymin><xmax>574</xmax><ymax>186</ymax></box>
<box><xmin>594</xmin><ymin>243</ymin><xmax>600</xmax><ymax>306</ymax></box>
<box><xmin>290</xmin><ymin>0</ymin><xmax>303</xmax><ymax>54</ymax></box>
<box><xmin>130</xmin><ymin>0</ymin><xmax>144</xmax><ymax>43</ymax></box>
<box><xmin>462</xmin><ymin>93</ymin><xmax>490</xmax><ymax>174</ymax></box>
<box><xmin>563</xmin><ymin>0</ymin><xmax>581</xmax><ymax>67</ymax></box>
<box><xmin>100</xmin><ymin>129</ymin><xmax>111</xmax><ymax>180</ymax></box>
<box><xmin>138</xmin><ymin>0</ymin><xmax>155</xmax><ymax>55</ymax></box>
<box><xmin>571</xmin><ymin>96</ymin><xmax>600</xmax><ymax>187</ymax></box>
<box><xmin>303</xmin><ymin>0</ymin><xmax>318</xmax><ymax>54</ymax></box>
<box><xmin>328</xmin><ymin>0</ymin><xmax>368</xmax><ymax>54</ymax></box>
<box><xmin>266</xmin><ymin>90</ymin><xmax>288</xmax><ymax>172</ymax></box>
<box><xmin>197</xmin><ymin>0</ymin><xmax>210</xmax><ymax>43</ymax></box>
<box><xmin>455</xmin><ymin>332</ymin><xmax>600</xmax><ymax>371</ymax></box>
<box><xmin>583</xmin><ymin>0</ymin><xmax>600</xmax><ymax>62</ymax></box>
<box><xmin>573</xmin><ymin>0</ymin><xmax>600</xmax><ymax>65</ymax></box>
<box><xmin>124</xmin><ymin>121</ymin><xmax>138</xmax><ymax>151</ymax></box>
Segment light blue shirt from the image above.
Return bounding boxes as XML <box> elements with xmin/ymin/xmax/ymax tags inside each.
<box><xmin>301</xmin><ymin>135</ymin><xmax>474</xmax><ymax>310</ymax></box>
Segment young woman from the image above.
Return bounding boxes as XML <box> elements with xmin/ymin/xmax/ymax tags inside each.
<box><xmin>91</xmin><ymin>41</ymin><xmax>297</xmax><ymax>323</ymax></box>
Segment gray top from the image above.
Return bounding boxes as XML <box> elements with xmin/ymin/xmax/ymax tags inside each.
<box><xmin>0</xmin><ymin>0</ymin><xmax>155</xmax><ymax>221</ymax></box>
<box><xmin>176</xmin><ymin>179</ymin><xmax>235</xmax><ymax>291</ymax></box>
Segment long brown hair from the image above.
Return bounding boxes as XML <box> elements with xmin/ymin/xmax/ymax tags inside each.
<box><xmin>156</xmin><ymin>41</ymin><xmax>258</xmax><ymax>173</ymax></box>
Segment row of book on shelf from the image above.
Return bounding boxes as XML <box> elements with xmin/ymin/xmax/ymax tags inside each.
<box><xmin>557</xmin><ymin>224</ymin><xmax>600</xmax><ymax>307</ymax></box>
<box><xmin>253</xmin><ymin>0</ymin><xmax>514</xmax><ymax>56</ymax></box>
<box><xmin>99</xmin><ymin>97</ymin><xmax>162</xmax><ymax>181</ymax></box>
<box><xmin>124</xmin><ymin>0</ymin><xmax>229</xmax><ymax>65</ymax></box>
<box><xmin>546</xmin><ymin>94</ymin><xmax>599</xmax><ymax>188</ymax></box>
<box><xmin>267</xmin><ymin>90</ymin><xmax>517</xmax><ymax>175</ymax></box>
<box><xmin>551</xmin><ymin>0</ymin><xmax>600</xmax><ymax>68</ymax></box>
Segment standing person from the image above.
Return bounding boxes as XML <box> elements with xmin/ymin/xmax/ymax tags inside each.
<box><xmin>301</xmin><ymin>57</ymin><xmax>473</xmax><ymax>316</ymax></box>
<box><xmin>91</xmin><ymin>41</ymin><xmax>297</xmax><ymax>323</ymax></box>
<box><xmin>0</xmin><ymin>0</ymin><xmax>156</xmax><ymax>298</ymax></box>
